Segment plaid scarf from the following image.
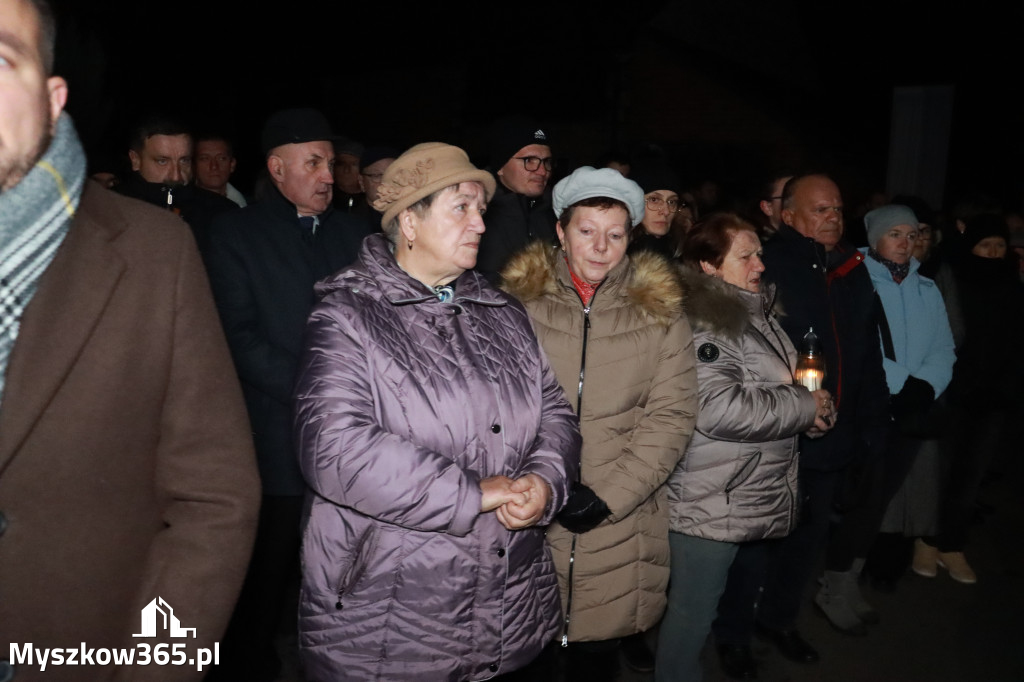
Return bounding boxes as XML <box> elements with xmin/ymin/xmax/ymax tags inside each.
<box><xmin>0</xmin><ymin>114</ymin><xmax>85</xmax><ymax>405</ymax></box>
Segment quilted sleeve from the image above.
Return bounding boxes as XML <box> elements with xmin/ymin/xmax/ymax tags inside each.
<box><xmin>517</xmin><ymin>345</ymin><xmax>581</xmax><ymax>525</ymax></box>
<box><xmin>594</xmin><ymin>315</ymin><xmax>699</xmax><ymax>522</ymax></box>
<box><xmin>692</xmin><ymin>328</ymin><xmax>817</xmax><ymax>443</ymax></box>
<box><xmin>294</xmin><ymin>298</ymin><xmax>483</xmax><ymax>538</ymax></box>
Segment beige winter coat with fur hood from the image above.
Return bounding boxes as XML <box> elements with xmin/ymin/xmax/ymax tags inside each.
<box><xmin>502</xmin><ymin>243</ymin><xmax>698</xmax><ymax>642</ymax></box>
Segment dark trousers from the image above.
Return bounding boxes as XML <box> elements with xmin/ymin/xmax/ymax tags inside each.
<box><xmin>712</xmin><ymin>468</ymin><xmax>840</xmax><ymax>638</ymax></box>
<box><xmin>758</xmin><ymin>468</ymin><xmax>839</xmax><ymax>630</ymax></box>
<box><xmin>859</xmin><ymin>434</ymin><xmax>927</xmax><ymax>580</ymax></box>
<box><xmin>930</xmin><ymin>408</ymin><xmax>1006</xmax><ymax>551</ymax></box>
<box><xmin>207</xmin><ymin>495</ymin><xmax>304</xmax><ymax>682</ymax></box>
<box><xmin>826</xmin><ymin>433</ymin><xmax>922</xmax><ymax>570</ymax></box>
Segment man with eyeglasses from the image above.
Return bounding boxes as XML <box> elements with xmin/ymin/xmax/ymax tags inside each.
<box><xmin>476</xmin><ymin>117</ymin><xmax>557</xmax><ymax>283</ymax></box>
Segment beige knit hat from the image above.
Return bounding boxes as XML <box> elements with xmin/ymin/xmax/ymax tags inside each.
<box><xmin>373</xmin><ymin>142</ymin><xmax>496</xmax><ymax>227</ymax></box>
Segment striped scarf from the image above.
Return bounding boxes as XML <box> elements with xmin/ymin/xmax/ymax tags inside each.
<box><xmin>0</xmin><ymin>114</ymin><xmax>85</xmax><ymax>405</ymax></box>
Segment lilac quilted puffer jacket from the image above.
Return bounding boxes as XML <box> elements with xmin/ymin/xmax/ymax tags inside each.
<box><xmin>294</xmin><ymin>234</ymin><xmax>580</xmax><ymax>681</ymax></box>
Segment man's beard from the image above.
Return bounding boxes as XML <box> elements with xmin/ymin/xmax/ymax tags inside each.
<box><xmin>0</xmin><ymin>128</ymin><xmax>54</xmax><ymax>193</ymax></box>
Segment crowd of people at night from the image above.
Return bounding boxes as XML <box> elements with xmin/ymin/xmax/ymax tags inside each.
<box><xmin>3</xmin><ymin>1</ymin><xmax>1023</xmax><ymax>681</ymax></box>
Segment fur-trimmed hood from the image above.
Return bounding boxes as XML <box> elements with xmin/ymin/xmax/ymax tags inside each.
<box><xmin>501</xmin><ymin>241</ymin><xmax>684</xmax><ymax>326</ymax></box>
<box><xmin>501</xmin><ymin>243</ymin><xmax>698</xmax><ymax>643</ymax></box>
<box><xmin>678</xmin><ymin>264</ymin><xmax>778</xmax><ymax>341</ymax></box>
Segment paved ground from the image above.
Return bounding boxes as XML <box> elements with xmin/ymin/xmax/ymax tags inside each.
<box><xmin>267</xmin><ymin>449</ymin><xmax>1023</xmax><ymax>682</ymax></box>
<box><xmin>618</xmin><ymin>451</ymin><xmax>1024</xmax><ymax>682</ymax></box>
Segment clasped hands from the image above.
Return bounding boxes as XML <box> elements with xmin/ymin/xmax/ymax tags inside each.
<box><xmin>806</xmin><ymin>388</ymin><xmax>837</xmax><ymax>439</ymax></box>
<box><xmin>479</xmin><ymin>474</ymin><xmax>550</xmax><ymax>530</ymax></box>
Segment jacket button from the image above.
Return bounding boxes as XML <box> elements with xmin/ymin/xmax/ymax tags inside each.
<box><xmin>489</xmin><ymin>663</ymin><xmax>499</xmax><ymax>673</ymax></box>
<box><xmin>491</xmin><ymin>424</ymin><xmax>501</xmax><ymax>433</ymax></box>
<box><xmin>0</xmin><ymin>659</ymin><xmax>13</xmax><ymax>682</ymax></box>
<box><xmin>0</xmin><ymin>511</ymin><xmax>7</xmax><ymax>537</ymax></box>
<box><xmin>497</xmin><ymin>548</ymin><xmax>506</xmax><ymax>558</ymax></box>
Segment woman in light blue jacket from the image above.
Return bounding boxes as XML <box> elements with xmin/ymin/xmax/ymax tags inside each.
<box><xmin>857</xmin><ymin>204</ymin><xmax>956</xmax><ymax>593</ymax></box>
<box><xmin>861</xmin><ymin>207</ymin><xmax>956</xmax><ymax>402</ymax></box>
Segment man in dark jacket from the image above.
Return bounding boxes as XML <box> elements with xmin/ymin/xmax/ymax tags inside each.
<box><xmin>713</xmin><ymin>174</ymin><xmax>891</xmax><ymax>672</ymax></box>
<box><xmin>476</xmin><ymin>118</ymin><xmax>557</xmax><ymax>283</ymax></box>
<box><xmin>116</xmin><ymin>116</ymin><xmax>239</xmax><ymax>252</ymax></box>
<box><xmin>204</xmin><ymin>108</ymin><xmax>372</xmax><ymax>681</ymax></box>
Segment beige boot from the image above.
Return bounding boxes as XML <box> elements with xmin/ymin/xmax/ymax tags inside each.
<box><xmin>937</xmin><ymin>551</ymin><xmax>977</xmax><ymax>584</ymax></box>
<box><xmin>912</xmin><ymin>539</ymin><xmax>938</xmax><ymax>578</ymax></box>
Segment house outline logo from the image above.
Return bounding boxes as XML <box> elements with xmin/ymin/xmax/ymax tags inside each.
<box><xmin>132</xmin><ymin>597</ymin><xmax>197</xmax><ymax>638</ymax></box>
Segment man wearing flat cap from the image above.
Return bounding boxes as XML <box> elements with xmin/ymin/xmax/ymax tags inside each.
<box><xmin>476</xmin><ymin>116</ymin><xmax>558</xmax><ymax>283</ymax></box>
<box><xmin>204</xmin><ymin>108</ymin><xmax>372</xmax><ymax>681</ymax></box>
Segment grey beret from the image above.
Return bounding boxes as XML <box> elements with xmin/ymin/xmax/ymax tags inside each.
<box><xmin>552</xmin><ymin>166</ymin><xmax>646</xmax><ymax>227</ymax></box>
<box><xmin>864</xmin><ymin>204</ymin><xmax>919</xmax><ymax>248</ymax></box>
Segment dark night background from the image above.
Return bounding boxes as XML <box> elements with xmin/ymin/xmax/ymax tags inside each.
<box><xmin>47</xmin><ymin>0</ymin><xmax>1024</xmax><ymax>216</ymax></box>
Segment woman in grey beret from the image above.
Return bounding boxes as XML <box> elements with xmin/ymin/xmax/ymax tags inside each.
<box><xmin>502</xmin><ymin>166</ymin><xmax>698</xmax><ymax>677</ymax></box>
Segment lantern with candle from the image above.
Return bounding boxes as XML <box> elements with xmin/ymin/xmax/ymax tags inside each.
<box><xmin>795</xmin><ymin>327</ymin><xmax>826</xmax><ymax>391</ymax></box>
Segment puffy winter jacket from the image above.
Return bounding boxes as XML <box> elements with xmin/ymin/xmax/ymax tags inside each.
<box><xmin>293</xmin><ymin>234</ymin><xmax>580</xmax><ymax>681</ymax></box>
<box><xmin>502</xmin><ymin>243</ymin><xmax>698</xmax><ymax>642</ymax></box>
<box><xmin>668</xmin><ymin>268</ymin><xmax>816</xmax><ymax>542</ymax></box>
<box><xmin>861</xmin><ymin>250</ymin><xmax>955</xmax><ymax>397</ymax></box>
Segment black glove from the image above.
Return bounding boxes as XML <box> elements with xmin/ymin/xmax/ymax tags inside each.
<box><xmin>891</xmin><ymin>376</ymin><xmax>935</xmax><ymax>419</ymax></box>
<box><xmin>556</xmin><ymin>482</ymin><xmax>611</xmax><ymax>534</ymax></box>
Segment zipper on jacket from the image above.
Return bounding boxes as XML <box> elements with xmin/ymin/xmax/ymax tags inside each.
<box><xmin>788</xmin><ymin>441</ymin><xmax>800</xmax><ymax>529</ymax></box>
<box><xmin>562</xmin><ymin>303</ymin><xmax>592</xmax><ymax>647</ymax></box>
<box><xmin>575</xmin><ymin>307</ymin><xmax>591</xmax><ymax>413</ymax></box>
<box><xmin>724</xmin><ymin>451</ymin><xmax>763</xmax><ymax>505</ymax></box>
<box><xmin>334</xmin><ymin>528</ymin><xmax>375</xmax><ymax>610</ymax></box>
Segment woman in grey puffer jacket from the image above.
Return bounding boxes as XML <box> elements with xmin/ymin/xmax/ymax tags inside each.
<box><xmin>293</xmin><ymin>144</ymin><xmax>580</xmax><ymax>681</ymax></box>
<box><xmin>655</xmin><ymin>214</ymin><xmax>833</xmax><ymax>682</ymax></box>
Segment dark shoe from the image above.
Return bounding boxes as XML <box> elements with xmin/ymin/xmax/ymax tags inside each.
<box><xmin>716</xmin><ymin>642</ymin><xmax>758</xmax><ymax>680</ymax></box>
<box><xmin>754</xmin><ymin>623</ymin><xmax>819</xmax><ymax>663</ymax></box>
<box><xmin>620</xmin><ymin>632</ymin><xmax>655</xmax><ymax>672</ymax></box>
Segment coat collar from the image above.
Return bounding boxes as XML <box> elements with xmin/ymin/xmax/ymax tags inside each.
<box><xmin>0</xmin><ymin>185</ymin><xmax>126</xmax><ymax>468</ymax></box>
<box><xmin>860</xmin><ymin>246</ymin><xmax>921</xmax><ymax>281</ymax></box>
<box><xmin>680</xmin><ymin>264</ymin><xmax>777</xmax><ymax>340</ymax></box>
<box><xmin>501</xmin><ymin>241</ymin><xmax>684</xmax><ymax>325</ymax></box>
<box><xmin>319</xmin><ymin>233</ymin><xmax>506</xmax><ymax>308</ymax></box>
<box><xmin>261</xmin><ymin>184</ymin><xmax>335</xmax><ymax>225</ymax></box>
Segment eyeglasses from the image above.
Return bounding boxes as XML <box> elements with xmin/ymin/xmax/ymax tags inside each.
<box><xmin>645</xmin><ymin>196</ymin><xmax>682</xmax><ymax>213</ymax></box>
<box><xmin>514</xmin><ymin>156</ymin><xmax>553</xmax><ymax>172</ymax></box>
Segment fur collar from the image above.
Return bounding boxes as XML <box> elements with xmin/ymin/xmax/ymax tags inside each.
<box><xmin>679</xmin><ymin>265</ymin><xmax>774</xmax><ymax>341</ymax></box>
<box><xmin>501</xmin><ymin>241</ymin><xmax>684</xmax><ymax>326</ymax></box>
